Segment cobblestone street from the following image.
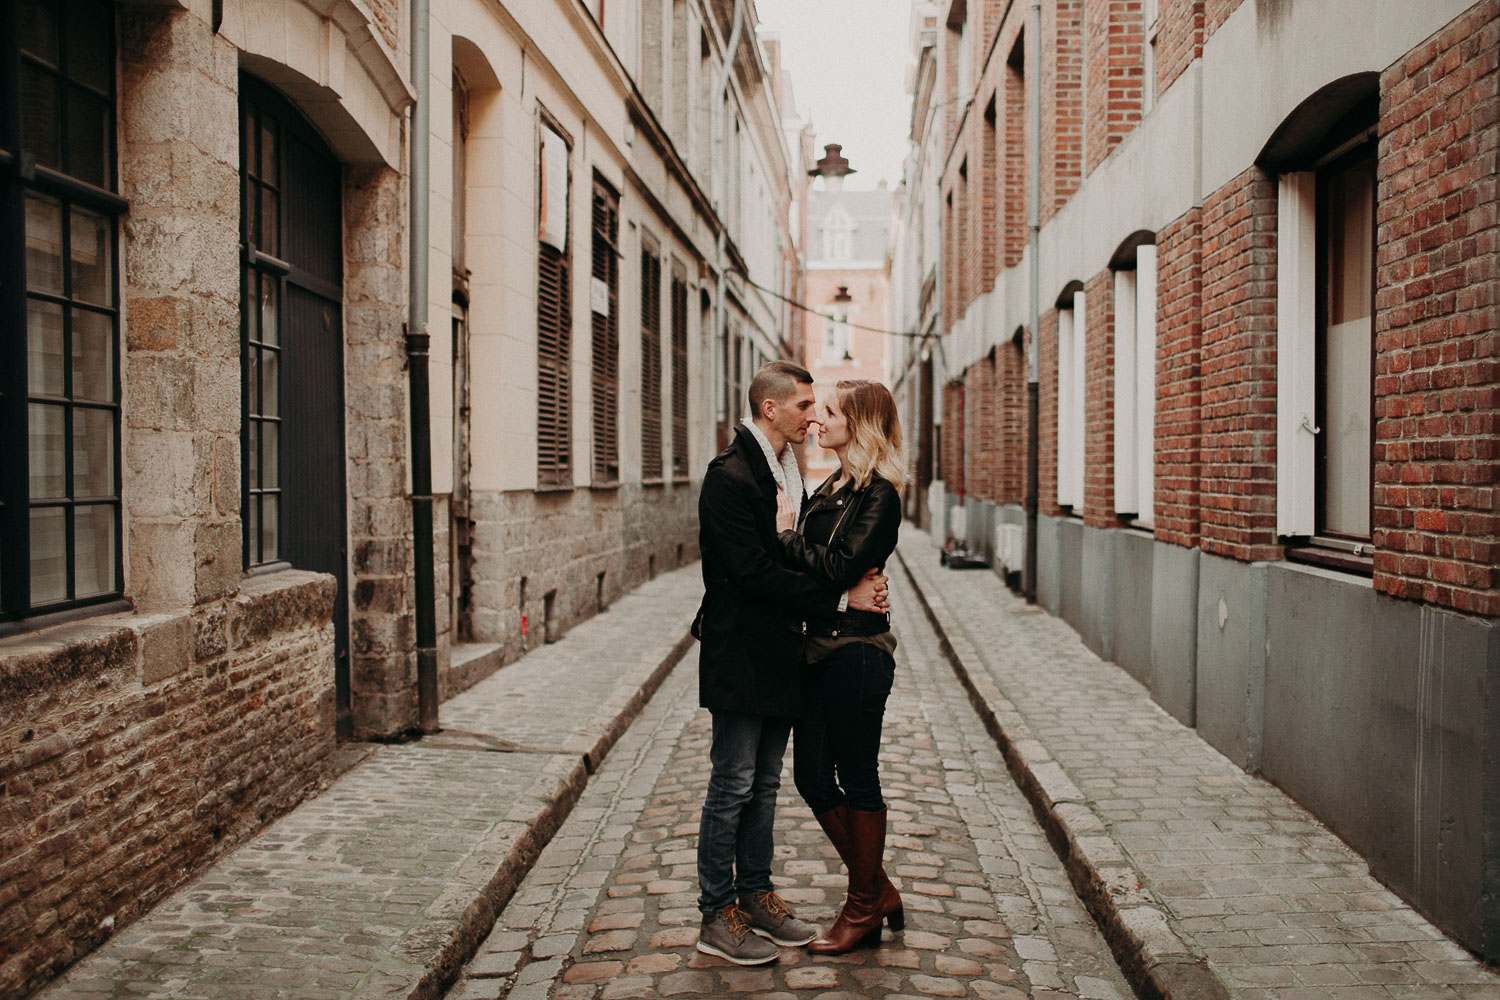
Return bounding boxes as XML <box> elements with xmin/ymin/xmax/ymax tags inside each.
<box><xmin>445</xmin><ymin>565</ymin><xmax>1132</xmax><ymax>1000</ymax></box>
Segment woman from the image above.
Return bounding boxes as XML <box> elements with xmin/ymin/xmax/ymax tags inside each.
<box><xmin>773</xmin><ymin>379</ymin><xmax>905</xmax><ymax>954</ymax></box>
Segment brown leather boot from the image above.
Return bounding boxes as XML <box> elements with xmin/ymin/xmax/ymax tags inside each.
<box><xmin>808</xmin><ymin>806</ymin><xmax>904</xmax><ymax>954</ymax></box>
<box><xmin>814</xmin><ymin>803</ymin><xmax>901</xmax><ymax>902</ymax></box>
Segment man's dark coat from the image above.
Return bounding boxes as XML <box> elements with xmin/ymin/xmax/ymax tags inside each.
<box><xmin>696</xmin><ymin>424</ymin><xmax>840</xmax><ymax>719</ymax></box>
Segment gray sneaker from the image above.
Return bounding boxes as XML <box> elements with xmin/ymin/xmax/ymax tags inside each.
<box><xmin>696</xmin><ymin>904</ymin><xmax>781</xmax><ymax>965</ymax></box>
<box><xmin>739</xmin><ymin>889</ymin><xmax>819</xmax><ymax>946</ymax></box>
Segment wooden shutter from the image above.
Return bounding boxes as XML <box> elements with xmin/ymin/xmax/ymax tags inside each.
<box><xmin>590</xmin><ymin>177</ymin><xmax>620</xmax><ymax>483</ymax></box>
<box><xmin>537</xmin><ymin>240</ymin><xmax>571</xmax><ymax>487</ymax></box>
<box><xmin>670</xmin><ymin>263</ymin><xmax>689</xmax><ymax>479</ymax></box>
<box><xmin>640</xmin><ymin>238</ymin><xmax>663</xmax><ymax>481</ymax></box>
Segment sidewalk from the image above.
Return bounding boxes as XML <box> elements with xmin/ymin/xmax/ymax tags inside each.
<box><xmin>35</xmin><ymin>566</ymin><xmax>702</xmax><ymax>1000</ymax></box>
<box><xmin>896</xmin><ymin>527</ymin><xmax>1500</xmax><ymax>999</ymax></box>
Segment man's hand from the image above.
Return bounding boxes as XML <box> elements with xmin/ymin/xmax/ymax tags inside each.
<box><xmin>775</xmin><ymin>489</ymin><xmax>796</xmax><ymax>533</ymax></box>
<box><xmin>847</xmin><ymin>567</ymin><xmax>890</xmax><ymax>614</ymax></box>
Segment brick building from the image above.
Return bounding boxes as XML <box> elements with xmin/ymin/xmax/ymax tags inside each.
<box><xmin>0</xmin><ymin>0</ymin><xmax>801</xmax><ymax>994</ymax></box>
<box><xmin>891</xmin><ymin>0</ymin><xmax>1500</xmax><ymax>960</ymax></box>
<box><xmin>801</xmin><ymin>181</ymin><xmax>893</xmax><ymax>485</ymax></box>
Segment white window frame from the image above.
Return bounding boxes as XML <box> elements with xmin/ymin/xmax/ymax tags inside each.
<box><xmin>1113</xmin><ymin>245</ymin><xmax>1156</xmax><ymax>522</ymax></box>
<box><xmin>1276</xmin><ymin>171</ymin><xmax>1317</xmax><ymax>538</ymax></box>
<box><xmin>1056</xmin><ymin>290</ymin><xmax>1086</xmax><ymax>509</ymax></box>
<box><xmin>822</xmin><ymin>306</ymin><xmax>852</xmax><ymax>364</ymax></box>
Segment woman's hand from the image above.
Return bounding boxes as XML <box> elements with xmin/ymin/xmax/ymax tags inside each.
<box><xmin>775</xmin><ymin>489</ymin><xmax>796</xmax><ymax>533</ymax></box>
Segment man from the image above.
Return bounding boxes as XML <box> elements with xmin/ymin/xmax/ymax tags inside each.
<box><xmin>693</xmin><ymin>360</ymin><xmax>889</xmax><ymax>965</ymax></box>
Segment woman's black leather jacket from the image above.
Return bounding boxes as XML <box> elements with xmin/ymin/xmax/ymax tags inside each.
<box><xmin>777</xmin><ymin>473</ymin><xmax>901</xmax><ymax>638</ymax></box>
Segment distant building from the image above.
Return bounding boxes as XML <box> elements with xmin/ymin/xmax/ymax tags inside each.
<box><xmin>801</xmin><ymin>184</ymin><xmax>893</xmax><ymax>485</ymax></box>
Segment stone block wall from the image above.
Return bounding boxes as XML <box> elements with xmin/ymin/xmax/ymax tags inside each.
<box><xmin>0</xmin><ymin>573</ymin><xmax>336</xmax><ymax>999</ymax></box>
<box><xmin>463</xmin><ymin>485</ymin><xmax>698</xmax><ymax>666</ymax></box>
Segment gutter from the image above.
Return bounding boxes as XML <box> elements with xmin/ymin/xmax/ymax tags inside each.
<box><xmin>408</xmin><ymin>0</ymin><xmax>440</xmax><ymax>732</ymax></box>
<box><xmin>1023</xmin><ymin>0</ymin><xmax>1041</xmax><ymax>602</ymax></box>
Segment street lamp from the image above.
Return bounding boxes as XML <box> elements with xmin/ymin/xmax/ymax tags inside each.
<box><xmin>809</xmin><ymin>143</ymin><xmax>856</xmax><ymax>194</ymax></box>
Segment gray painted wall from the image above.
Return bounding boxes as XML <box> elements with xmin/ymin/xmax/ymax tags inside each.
<box><xmin>991</xmin><ymin>515</ymin><xmax>1499</xmax><ymax>958</ymax></box>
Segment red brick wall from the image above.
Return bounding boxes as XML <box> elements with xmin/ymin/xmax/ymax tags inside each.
<box><xmin>1155</xmin><ymin>0</ymin><xmax>1204</xmax><ymax>96</ymax></box>
<box><xmin>998</xmin><ymin>339</ymin><xmax>1028</xmax><ymax>503</ymax></box>
<box><xmin>1199</xmin><ymin>166</ymin><xmax>1280</xmax><ymax>562</ymax></box>
<box><xmin>942</xmin><ymin>380</ymin><xmax>966</xmax><ymax>497</ymax></box>
<box><xmin>966</xmin><ymin>357</ymin><xmax>1000</xmax><ymax>501</ymax></box>
<box><xmin>1373</xmin><ymin>0</ymin><xmax>1499</xmax><ymax>616</ymax></box>
<box><xmin>1004</xmin><ymin>58</ymin><xmax>1028</xmax><ymax>267</ymax></box>
<box><xmin>1083</xmin><ymin>270</ymin><xmax>1118</xmax><ymax>528</ymax></box>
<box><xmin>1044</xmin><ymin>0</ymin><xmax>1085</xmax><ymax>224</ymax></box>
<box><xmin>981</xmin><ymin>104</ymin><xmax>1000</xmax><ymax>290</ymax></box>
<box><xmin>1156</xmin><ymin>208</ymin><xmax>1204</xmax><ymax>547</ymax></box>
<box><xmin>1085</xmin><ymin>0</ymin><xmax>1145</xmax><ymax>175</ymax></box>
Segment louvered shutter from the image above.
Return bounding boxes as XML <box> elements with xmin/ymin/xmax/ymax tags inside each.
<box><xmin>591</xmin><ymin>178</ymin><xmax>620</xmax><ymax>483</ymax></box>
<box><xmin>670</xmin><ymin>265</ymin><xmax>689</xmax><ymax>479</ymax></box>
<box><xmin>641</xmin><ymin>240</ymin><xmax>663</xmax><ymax>481</ymax></box>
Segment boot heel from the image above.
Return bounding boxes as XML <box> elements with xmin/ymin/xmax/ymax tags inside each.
<box><xmin>887</xmin><ymin>906</ymin><xmax>905</xmax><ymax>932</ymax></box>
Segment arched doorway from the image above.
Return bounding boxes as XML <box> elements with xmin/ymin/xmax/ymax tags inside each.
<box><xmin>239</xmin><ymin>75</ymin><xmax>351</xmax><ymax>735</ymax></box>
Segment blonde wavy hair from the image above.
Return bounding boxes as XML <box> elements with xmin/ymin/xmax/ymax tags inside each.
<box><xmin>834</xmin><ymin>380</ymin><xmax>906</xmax><ymax>494</ymax></box>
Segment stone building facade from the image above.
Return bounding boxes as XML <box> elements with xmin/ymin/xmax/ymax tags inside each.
<box><xmin>1</xmin><ymin>0</ymin><xmax>802</xmax><ymax>994</ymax></box>
<box><xmin>891</xmin><ymin>0</ymin><xmax>1500</xmax><ymax>960</ymax></box>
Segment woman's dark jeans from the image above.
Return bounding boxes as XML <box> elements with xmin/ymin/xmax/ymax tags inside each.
<box><xmin>793</xmin><ymin>641</ymin><xmax>896</xmax><ymax>815</ymax></box>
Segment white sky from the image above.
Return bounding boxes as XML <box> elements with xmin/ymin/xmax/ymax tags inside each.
<box><xmin>753</xmin><ymin>0</ymin><xmax>913</xmax><ymax>190</ymax></box>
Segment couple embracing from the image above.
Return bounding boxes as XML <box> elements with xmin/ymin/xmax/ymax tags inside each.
<box><xmin>692</xmin><ymin>360</ymin><xmax>906</xmax><ymax>965</ymax></box>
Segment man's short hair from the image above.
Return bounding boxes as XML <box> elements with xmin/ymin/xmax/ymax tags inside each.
<box><xmin>747</xmin><ymin>360</ymin><xmax>813</xmax><ymax>415</ymax></box>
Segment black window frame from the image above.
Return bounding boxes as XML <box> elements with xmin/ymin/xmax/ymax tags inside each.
<box><xmin>1</xmin><ymin>0</ymin><xmax>127</xmax><ymax>626</ymax></box>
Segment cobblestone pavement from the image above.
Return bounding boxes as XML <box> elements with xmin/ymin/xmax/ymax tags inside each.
<box><xmin>446</xmin><ymin>566</ymin><xmax>1133</xmax><ymax>1000</ymax></box>
<box><xmin>35</xmin><ymin>567</ymin><xmax>703</xmax><ymax>1000</ymax></box>
<box><xmin>898</xmin><ymin>527</ymin><xmax>1500</xmax><ymax>999</ymax></box>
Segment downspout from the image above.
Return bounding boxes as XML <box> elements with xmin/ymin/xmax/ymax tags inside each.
<box><xmin>1022</xmin><ymin>0</ymin><xmax>1041</xmax><ymax>602</ymax></box>
<box><xmin>407</xmin><ymin>0</ymin><xmax>440</xmax><ymax>732</ymax></box>
<box><xmin>714</xmin><ymin>0</ymin><xmax>745</xmax><ymax>441</ymax></box>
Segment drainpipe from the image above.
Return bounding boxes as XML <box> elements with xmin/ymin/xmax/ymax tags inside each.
<box><xmin>407</xmin><ymin>0</ymin><xmax>440</xmax><ymax>732</ymax></box>
<box><xmin>1022</xmin><ymin>0</ymin><xmax>1041</xmax><ymax>603</ymax></box>
<box><xmin>714</xmin><ymin>0</ymin><xmax>744</xmax><ymax>439</ymax></box>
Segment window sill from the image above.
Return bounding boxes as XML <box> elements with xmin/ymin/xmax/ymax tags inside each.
<box><xmin>671</xmin><ymin>475</ymin><xmax>692</xmax><ymax>486</ymax></box>
<box><xmin>643</xmin><ymin>478</ymin><xmax>666</xmax><ymax>488</ymax></box>
<box><xmin>1284</xmin><ymin>543</ymin><xmax>1374</xmax><ymax>578</ymax></box>
<box><xmin>590</xmin><ymin>480</ymin><xmax>621</xmax><ymax>491</ymax></box>
<box><xmin>0</xmin><ymin>597</ymin><xmax>133</xmax><ymax>639</ymax></box>
<box><xmin>534</xmin><ymin>483</ymin><xmax>575</xmax><ymax>494</ymax></box>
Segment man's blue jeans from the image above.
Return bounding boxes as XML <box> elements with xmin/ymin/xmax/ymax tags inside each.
<box><xmin>697</xmin><ymin>710</ymin><xmax>792</xmax><ymax>915</ymax></box>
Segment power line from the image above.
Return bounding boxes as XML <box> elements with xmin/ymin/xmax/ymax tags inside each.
<box><xmin>742</xmin><ymin>274</ymin><xmax>928</xmax><ymax>339</ymax></box>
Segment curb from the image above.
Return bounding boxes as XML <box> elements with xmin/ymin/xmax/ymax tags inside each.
<box><xmin>408</xmin><ymin>630</ymin><xmax>696</xmax><ymax>1000</ymax></box>
<box><xmin>895</xmin><ymin>551</ymin><xmax>1230</xmax><ymax>1000</ymax></box>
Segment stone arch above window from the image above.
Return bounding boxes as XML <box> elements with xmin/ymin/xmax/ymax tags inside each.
<box><xmin>1257</xmin><ymin>72</ymin><xmax>1379</xmax><ymax>174</ymax></box>
<box><xmin>224</xmin><ymin>0</ymin><xmax>413</xmax><ymax>168</ymax></box>
<box><xmin>1108</xmin><ymin>230</ymin><xmax>1158</xmax><ymax>271</ymax></box>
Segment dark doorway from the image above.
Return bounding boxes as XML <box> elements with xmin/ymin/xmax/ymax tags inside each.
<box><xmin>239</xmin><ymin>76</ymin><xmax>350</xmax><ymax>736</ymax></box>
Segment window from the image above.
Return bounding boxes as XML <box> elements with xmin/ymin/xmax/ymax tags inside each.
<box><xmin>537</xmin><ymin>116</ymin><xmax>572</xmax><ymax>488</ymax></box>
<box><xmin>1113</xmin><ymin>243</ymin><xmax>1156</xmax><ymax>523</ymax></box>
<box><xmin>640</xmin><ymin>234</ymin><xmax>663</xmax><ymax>482</ymax></box>
<box><xmin>2</xmin><ymin>0</ymin><xmax>124</xmax><ymax>621</ymax></box>
<box><xmin>590</xmin><ymin>175</ymin><xmax>620</xmax><ymax>484</ymax></box>
<box><xmin>241</xmin><ymin>97</ymin><xmax>285</xmax><ymax>566</ymax></box>
<box><xmin>1277</xmin><ymin>131</ymin><xmax>1376</xmax><ymax>557</ymax></box>
<box><xmin>821</xmin><ymin>207</ymin><xmax>853</xmax><ymax>260</ymax></box>
<box><xmin>670</xmin><ymin>262</ymin><xmax>689</xmax><ymax>480</ymax></box>
<box><xmin>822</xmin><ymin>306</ymin><xmax>852</xmax><ymax>364</ymax></box>
<box><xmin>1055</xmin><ymin>290</ymin><xmax>1086</xmax><ymax>510</ymax></box>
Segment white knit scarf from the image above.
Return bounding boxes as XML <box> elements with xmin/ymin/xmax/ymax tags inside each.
<box><xmin>741</xmin><ymin>418</ymin><xmax>804</xmax><ymax>525</ymax></box>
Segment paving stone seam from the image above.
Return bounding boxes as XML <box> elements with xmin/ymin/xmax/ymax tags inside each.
<box><xmin>896</xmin><ymin>548</ymin><xmax>1231</xmax><ymax>1000</ymax></box>
<box><xmin>409</xmin><ymin>630</ymin><xmax>695</xmax><ymax>1000</ymax></box>
<box><xmin>894</xmin><ymin>569</ymin><xmax>1133</xmax><ymax>999</ymax></box>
